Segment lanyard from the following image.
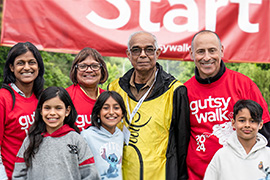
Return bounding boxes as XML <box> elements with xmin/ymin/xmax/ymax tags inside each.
<box><xmin>126</xmin><ymin>70</ymin><xmax>158</xmax><ymax>125</ymax></box>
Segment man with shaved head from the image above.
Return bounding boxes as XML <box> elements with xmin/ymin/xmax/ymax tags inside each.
<box><xmin>185</xmin><ymin>30</ymin><xmax>270</xmax><ymax>180</ymax></box>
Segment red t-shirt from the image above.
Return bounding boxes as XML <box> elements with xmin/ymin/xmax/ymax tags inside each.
<box><xmin>66</xmin><ymin>84</ymin><xmax>105</xmax><ymax>131</ymax></box>
<box><xmin>0</xmin><ymin>87</ymin><xmax>38</xmax><ymax>179</ymax></box>
<box><xmin>184</xmin><ymin>68</ymin><xmax>270</xmax><ymax>180</ymax></box>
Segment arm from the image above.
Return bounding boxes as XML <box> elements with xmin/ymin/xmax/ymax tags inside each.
<box><xmin>0</xmin><ymin>96</ymin><xmax>8</xmax><ymax>180</ymax></box>
<box><xmin>78</xmin><ymin>136</ymin><xmax>100</xmax><ymax>180</ymax></box>
<box><xmin>0</xmin><ymin>148</ymin><xmax>8</xmax><ymax>180</ymax></box>
<box><xmin>203</xmin><ymin>154</ymin><xmax>219</xmax><ymax>180</ymax></box>
<box><xmin>12</xmin><ymin>139</ymin><xmax>28</xmax><ymax>180</ymax></box>
<box><xmin>166</xmin><ymin>85</ymin><xmax>190</xmax><ymax>180</ymax></box>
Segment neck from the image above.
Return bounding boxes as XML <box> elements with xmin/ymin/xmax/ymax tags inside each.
<box><xmin>134</xmin><ymin>67</ymin><xmax>155</xmax><ymax>84</ymax></box>
<box><xmin>80</xmin><ymin>85</ymin><xmax>98</xmax><ymax>99</ymax></box>
<box><xmin>238</xmin><ymin>137</ymin><xmax>256</xmax><ymax>154</ymax></box>
<box><xmin>15</xmin><ymin>81</ymin><xmax>33</xmax><ymax>98</ymax></box>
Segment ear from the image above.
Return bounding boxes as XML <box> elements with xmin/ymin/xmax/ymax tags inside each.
<box><xmin>9</xmin><ymin>64</ymin><xmax>14</xmax><ymax>72</ymax></box>
<box><xmin>259</xmin><ymin>120</ymin><xmax>263</xmax><ymax>130</ymax></box>
<box><xmin>231</xmin><ymin>119</ymin><xmax>236</xmax><ymax>130</ymax></box>
<box><xmin>65</xmin><ymin>106</ymin><xmax>71</xmax><ymax>117</ymax></box>
<box><xmin>221</xmin><ymin>45</ymin><xmax>224</xmax><ymax>58</ymax></box>
<box><xmin>189</xmin><ymin>48</ymin><xmax>194</xmax><ymax>60</ymax></box>
<box><xmin>155</xmin><ymin>48</ymin><xmax>161</xmax><ymax>58</ymax></box>
<box><xmin>126</xmin><ymin>49</ymin><xmax>131</xmax><ymax>61</ymax></box>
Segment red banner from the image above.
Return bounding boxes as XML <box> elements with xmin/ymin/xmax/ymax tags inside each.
<box><xmin>1</xmin><ymin>0</ymin><xmax>269</xmax><ymax>63</ymax></box>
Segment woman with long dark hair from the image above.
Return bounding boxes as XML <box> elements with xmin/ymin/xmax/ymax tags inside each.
<box><xmin>0</xmin><ymin>42</ymin><xmax>44</xmax><ymax>179</ymax></box>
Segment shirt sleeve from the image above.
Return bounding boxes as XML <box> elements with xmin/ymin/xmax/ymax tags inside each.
<box><xmin>203</xmin><ymin>152</ymin><xmax>219</xmax><ymax>180</ymax></box>
<box><xmin>0</xmin><ymin>147</ymin><xmax>8</xmax><ymax>180</ymax></box>
<box><xmin>12</xmin><ymin>139</ymin><xmax>28</xmax><ymax>180</ymax></box>
<box><xmin>77</xmin><ymin>135</ymin><xmax>100</xmax><ymax>180</ymax></box>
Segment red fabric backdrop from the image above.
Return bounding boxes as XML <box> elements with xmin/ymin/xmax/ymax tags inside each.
<box><xmin>1</xmin><ymin>0</ymin><xmax>269</xmax><ymax>63</ymax></box>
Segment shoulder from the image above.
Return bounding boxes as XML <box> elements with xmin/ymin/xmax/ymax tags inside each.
<box><xmin>81</xmin><ymin>127</ymin><xmax>97</xmax><ymax>137</ymax></box>
<box><xmin>183</xmin><ymin>76</ymin><xmax>196</xmax><ymax>87</ymax></box>
<box><xmin>66</xmin><ymin>84</ymin><xmax>77</xmax><ymax>92</ymax></box>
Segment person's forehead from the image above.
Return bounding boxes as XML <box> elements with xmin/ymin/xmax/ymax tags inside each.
<box><xmin>193</xmin><ymin>32</ymin><xmax>220</xmax><ymax>49</ymax></box>
<box><xmin>129</xmin><ymin>33</ymin><xmax>155</xmax><ymax>48</ymax></box>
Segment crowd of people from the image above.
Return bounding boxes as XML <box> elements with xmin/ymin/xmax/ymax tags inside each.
<box><xmin>0</xmin><ymin>30</ymin><xmax>270</xmax><ymax>180</ymax></box>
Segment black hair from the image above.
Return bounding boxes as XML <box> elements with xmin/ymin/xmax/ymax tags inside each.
<box><xmin>23</xmin><ymin>86</ymin><xmax>79</xmax><ymax>168</ymax></box>
<box><xmin>2</xmin><ymin>42</ymin><xmax>45</xmax><ymax>109</ymax></box>
<box><xmin>233</xmin><ymin>99</ymin><xmax>263</xmax><ymax>123</ymax></box>
<box><xmin>91</xmin><ymin>91</ymin><xmax>127</xmax><ymax>128</ymax></box>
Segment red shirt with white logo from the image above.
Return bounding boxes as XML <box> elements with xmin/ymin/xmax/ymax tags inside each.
<box><xmin>66</xmin><ymin>84</ymin><xmax>105</xmax><ymax>131</ymax></box>
<box><xmin>0</xmin><ymin>87</ymin><xmax>37</xmax><ymax>179</ymax></box>
<box><xmin>184</xmin><ymin>68</ymin><xmax>270</xmax><ymax>180</ymax></box>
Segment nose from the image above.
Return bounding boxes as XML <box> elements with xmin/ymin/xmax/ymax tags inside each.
<box><xmin>85</xmin><ymin>66</ymin><xmax>93</xmax><ymax>72</ymax></box>
<box><xmin>24</xmin><ymin>62</ymin><xmax>31</xmax><ymax>70</ymax></box>
<box><xmin>204</xmin><ymin>51</ymin><xmax>211</xmax><ymax>61</ymax></box>
<box><xmin>139</xmin><ymin>49</ymin><xmax>147</xmax><ymax>57</ymax></box>
<box><xmin>244</xmin><ymin>121</ymin><xmax>250</xmax><ymax>127</ymax></box>
<box><xmin>49</xmin><ymin>108</ymin><xmax>56</xmax><ymax>115</ymax></box>
<box><xmin>109</xmin><ymin>107</ymin><xmax>114</xmax><ymax>114</ymax></box>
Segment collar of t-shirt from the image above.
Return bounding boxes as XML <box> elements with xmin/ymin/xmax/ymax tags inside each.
<box><xmin>42</xmin><ymin>124</ymin><xmax>75</xmax><ymax>137</ymax></box>
<box><xmin>10</xmin><ymin>83</ymin><xmax>26</xmax><ymax>97</ymax></box>
<box><xmin>195</xmin><ymin>60</ymin><xmax>226</xmax><ymax>84</ymax></box>
<box><xmin>129</xmin><ymin>67</ymin><xmax>157</xmax><ymax>100</ymax></box>
<box><xmin>80</xmin><ymin>85</ymin><xmax>100</xmax><ymax>99</ymax></box>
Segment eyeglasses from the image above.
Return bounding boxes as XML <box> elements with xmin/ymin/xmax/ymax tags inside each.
<box><xmin>130</xmin><ymin>47</ymin><xmax>156</xmax><ymax>56</ymax></box>
<box><xmin>75</xmin><ymin>63</ymin><xmax>102</xmax><ymax>71</ymax></box>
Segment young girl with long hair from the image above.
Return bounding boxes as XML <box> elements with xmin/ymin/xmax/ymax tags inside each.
<box><xmin>81</xmin><ymin>91</ymin><xmax>127</xmax><ymax>180</ymax></box>
<box><xmin>12</xmin><ymin>86</ymin><xmax>99</xmax><ymax>180</ymax></box>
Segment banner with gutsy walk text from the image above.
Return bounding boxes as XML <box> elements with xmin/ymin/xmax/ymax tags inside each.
<box><xmin>1</xmin><ymin>0</ymin><xmax>269</xmax><ymax>63</ymax></box>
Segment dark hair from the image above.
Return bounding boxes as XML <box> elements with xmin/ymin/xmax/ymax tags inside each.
<box><xmin>23</xmin><ymin>86</ymin><xmax>79</xmax><ymax>168</ymax></box>
<box><xmin>69</xmin><ymin>47</ymin><xmax>108</xmax><ymax>85</ymax></box>
<box><xmin>233</xmin><ymin>99</ymin><xmax>263</xmax><ymax>123</ymax></box>
<box><xmin>2</xmin><ymin>42</ymin><xmax>45</xmax><ymax>109</ymax></box>
<box><xmin>91</xmin><ymin>91</ymin><xmax>127</xmax><ymax>128</ymax></box>
<box><xmin>191</xmin><ymin>30</ymin><xmax>222</xmax><ymax>51</ymax></box>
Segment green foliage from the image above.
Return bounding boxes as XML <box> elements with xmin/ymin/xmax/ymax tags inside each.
<box><xmin>40</xmin><ymin>51</ymin><xmax>75</xmax><ymax>88</ymax></box>
<box><xmin>99</xmin><ymin>62</ymin><xmax>122</xmax><ymax>90</ymax></box>
<box><xmin>0</xmin><ymin>46</ymin><xmax>10</xmax><ymax>86</ymax></box>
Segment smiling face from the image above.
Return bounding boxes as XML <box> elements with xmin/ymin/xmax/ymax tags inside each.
<box><xmin>99</xmin><ymin>96</ymin><xmax>123</xmax><ymax>134</ymax></box>
<box><xmin>9</xmin><ymin>50</ymin><xmax>39</xmax><ymax>89</ymax></box>
<box><xmin>76</xmin><ymin>56</ymin><xmax>102</xmax><ymax>89</ymax></box>
<box><xmin>232</xmin><ymin>108</ymin><xmax>263</xmax><ymax>145</ymax></box>
<box><xmin>126</xmin><ymin>32</ymin><xmax>161</xmax><ymax>74</ymax></box>
<box><xmin>41</xmin><ymin>96</ymin><xmax>71</xmax><ymax>134</ymax></box>
<box><xmin>190</xmin><ymin>32</ymin><xmax>224</xmax><ymax>79</ymax></box>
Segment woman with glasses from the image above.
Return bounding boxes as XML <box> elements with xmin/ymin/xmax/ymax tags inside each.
<box><xmin>67</xmin><ymin>47</ymin><xmax>108</xmax><ymax>131</ymax></box>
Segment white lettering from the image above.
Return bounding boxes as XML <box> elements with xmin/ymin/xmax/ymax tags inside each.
<box><xmin>86</xmin><ymin>0</ymin><xmax>131</xmax><ymax>29</ymax></box>
<box><xmin>205</xmin><ymin>0</ymin><xmax>229</xmax><ymax>31</ymax></box>
<box><xmin>140</xmin><ymin>0</ymin><xmax>160</xmax><ymax>32</ymax></box>
<box><xmin>86</xmin><ymin>0</ymin><xmax>261</xmax><ymax>33</ymax></box>
<box><xmin>164</xmin><ymin>0</ymin><xmax>198</xmax><ymax>32</ymax></box>
<box><xmin>230</xmin><ymin>0</ymin><xmax>261</xmax><ymax>33</ymax></box>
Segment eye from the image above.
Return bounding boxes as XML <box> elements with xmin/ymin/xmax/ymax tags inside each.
<box><xmin>29</xmin><ymin>60</ymin><xmax>37</xmax><ymax>65</ymax></box>
<box><xmin>16</xmin><ymin>61</ymin><xmax>25</xmax><ymax>66</ymax></box>
<box><xmin>145</xmin><ymin>47</ymin><xmax>155</xmax><ymax>53</ymax></box>
<box><xmin>196</xmin><ymin>49</ymin><xmax>205</xmax><ymax>55</ymax></box>
<box><xmin>102</xmin><ymin>106</ymin><xmax>109</xmax><ymax>110</ymax></box>
<box><xmin>131</xmin><ymin>48</ymin><xmax>141</xmax><ymax>53</ymax></box>
<box><xmin>78</xmin><ymin>64</ymin><xmax>87</xmax><ymax>68</ymax></box>
<box><xmin>209</xmin><ymin>48</ymin><xmax>217</xmax><ymax>54</ymax></box>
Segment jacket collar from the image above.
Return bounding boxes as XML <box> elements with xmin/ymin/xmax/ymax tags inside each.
<box><xmin>195</xmin><ymin>60</ymin><xmax>226</xmax><ymax>84</ymax></box>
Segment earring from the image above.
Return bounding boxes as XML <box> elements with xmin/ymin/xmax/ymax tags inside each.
<box><xmin>98</xmin><ymin>118</ymin><xmax>100</xmax><ymax>123</ymax></box>
<box><xmin>121</xmin><ymin>118</ymin><xmax>123</xmax><ymax>123</ymax></box>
